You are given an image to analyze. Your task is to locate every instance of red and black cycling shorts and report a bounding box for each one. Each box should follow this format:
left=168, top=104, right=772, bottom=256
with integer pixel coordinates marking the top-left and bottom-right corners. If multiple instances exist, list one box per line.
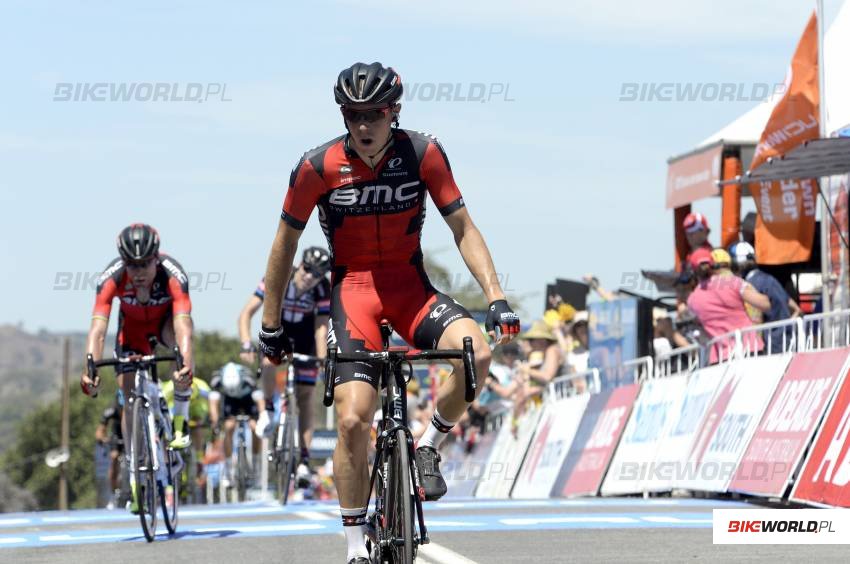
left=328, top=262, right=472, bottom=389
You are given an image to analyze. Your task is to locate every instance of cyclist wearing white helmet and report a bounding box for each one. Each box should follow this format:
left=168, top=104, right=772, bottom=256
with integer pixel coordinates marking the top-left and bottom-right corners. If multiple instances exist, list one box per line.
left=209, top=362, right=264, bottom=482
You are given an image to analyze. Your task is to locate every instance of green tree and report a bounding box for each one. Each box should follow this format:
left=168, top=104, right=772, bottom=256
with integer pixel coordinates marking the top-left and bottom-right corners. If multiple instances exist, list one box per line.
left=1, top=372, right=115, bottom=510
left=191, top=332, right=243, bottom=381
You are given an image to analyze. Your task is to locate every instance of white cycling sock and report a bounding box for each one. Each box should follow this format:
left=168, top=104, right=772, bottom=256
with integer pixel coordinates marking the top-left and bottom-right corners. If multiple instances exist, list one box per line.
left=341, top=506, right=369, bottom=561
left=173, top=390, right=190, bottom=428
left=418, top=409, right=456, bottom=450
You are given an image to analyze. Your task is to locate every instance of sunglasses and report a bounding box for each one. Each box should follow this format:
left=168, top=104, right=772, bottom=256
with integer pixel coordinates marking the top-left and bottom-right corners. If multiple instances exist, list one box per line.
left=303, top=265, right=324, bottom=278
left=341, top=106, right=392, bottom=123
left=126, top=258, right=155, bottom=270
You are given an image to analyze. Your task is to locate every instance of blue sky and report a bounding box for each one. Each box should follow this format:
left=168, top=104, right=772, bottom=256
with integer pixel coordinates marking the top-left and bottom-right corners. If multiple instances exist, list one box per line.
left=0, top=0, right=844, bottom=335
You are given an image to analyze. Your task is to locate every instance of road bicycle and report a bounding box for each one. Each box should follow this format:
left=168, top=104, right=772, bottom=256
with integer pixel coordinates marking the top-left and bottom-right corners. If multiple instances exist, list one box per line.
left=269, top=353, right=320, bottom=504
left=87, top=347, right=184, bottom=542
left=323, top=321, right=477, bottom=563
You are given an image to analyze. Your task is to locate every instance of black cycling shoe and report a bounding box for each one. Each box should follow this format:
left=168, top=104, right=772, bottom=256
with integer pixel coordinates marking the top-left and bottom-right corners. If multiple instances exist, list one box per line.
left=347, top=558, right=370, bottom=564
left=415, top=446, right=447, bottom=501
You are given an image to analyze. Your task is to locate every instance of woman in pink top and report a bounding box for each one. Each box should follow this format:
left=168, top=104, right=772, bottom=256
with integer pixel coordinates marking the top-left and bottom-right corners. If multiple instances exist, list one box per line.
left=686, top=248, right=771, bottom=363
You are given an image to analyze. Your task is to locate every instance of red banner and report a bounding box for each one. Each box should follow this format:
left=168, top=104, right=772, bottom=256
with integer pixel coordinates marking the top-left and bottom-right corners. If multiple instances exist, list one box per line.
left=749, top=12, right=819, bottom=264
left=557, top=383, right=640, bottom=497
left=792, top=357, right=850, bottom=507
left=729, top=349, right=850, bottom=496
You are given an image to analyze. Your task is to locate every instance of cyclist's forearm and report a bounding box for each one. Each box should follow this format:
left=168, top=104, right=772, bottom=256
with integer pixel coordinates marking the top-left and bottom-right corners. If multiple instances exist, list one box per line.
left=262, top=221, right=300, bottom=328
left=173, top=315, right=194, bottom=369
left=85, top=317, right=109, bottom=361
left=456, top=223, right=505, bottom=303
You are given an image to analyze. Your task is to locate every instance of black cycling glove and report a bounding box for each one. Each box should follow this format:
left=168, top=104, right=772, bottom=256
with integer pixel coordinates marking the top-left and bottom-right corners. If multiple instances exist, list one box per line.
left=258, top=325, right=292, bottom=364
left=485, top=299, right=520, bottom=342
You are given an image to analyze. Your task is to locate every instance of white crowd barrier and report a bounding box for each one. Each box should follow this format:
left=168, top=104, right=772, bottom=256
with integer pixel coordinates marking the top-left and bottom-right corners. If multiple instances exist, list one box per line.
left=446, top=309, right=850, bottom=508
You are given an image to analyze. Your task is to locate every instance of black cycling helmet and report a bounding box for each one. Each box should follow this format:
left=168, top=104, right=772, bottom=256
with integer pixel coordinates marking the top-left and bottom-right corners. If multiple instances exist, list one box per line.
left=334, top=62, right=403, bottom=106
left=302, top=246, right=331, bottom=274
left=117, top=223, right=160, bottom=262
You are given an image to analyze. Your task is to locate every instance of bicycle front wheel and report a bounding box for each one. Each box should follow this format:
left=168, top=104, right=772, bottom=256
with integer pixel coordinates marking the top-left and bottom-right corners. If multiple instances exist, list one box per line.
left=160, top=446, right=179, bottom=534
left=132, top=399, right=157, bottom=542
left=276, top=412, right=296, bottom=505
left=385, top=428, right=414, bottom=564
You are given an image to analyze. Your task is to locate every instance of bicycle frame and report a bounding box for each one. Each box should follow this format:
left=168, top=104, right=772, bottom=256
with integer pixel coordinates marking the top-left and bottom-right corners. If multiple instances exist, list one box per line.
left=323, top=324, right=477, bottom=560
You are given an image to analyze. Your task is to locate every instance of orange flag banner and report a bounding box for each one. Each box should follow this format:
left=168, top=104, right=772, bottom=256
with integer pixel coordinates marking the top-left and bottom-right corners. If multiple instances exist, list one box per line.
left=749, top=12, right=819, bottom=264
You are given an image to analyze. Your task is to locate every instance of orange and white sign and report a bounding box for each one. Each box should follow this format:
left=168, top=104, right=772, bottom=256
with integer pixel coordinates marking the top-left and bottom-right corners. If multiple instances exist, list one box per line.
left=749, top=12, right=820, bottom=264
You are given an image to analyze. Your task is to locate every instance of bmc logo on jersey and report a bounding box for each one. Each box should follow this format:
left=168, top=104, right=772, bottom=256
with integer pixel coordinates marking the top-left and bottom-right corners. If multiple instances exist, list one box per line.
left=329, top=181, right=421, bottom=206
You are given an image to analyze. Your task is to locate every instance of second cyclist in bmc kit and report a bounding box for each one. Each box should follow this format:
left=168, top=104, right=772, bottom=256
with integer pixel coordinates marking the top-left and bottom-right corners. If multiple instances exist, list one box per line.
left=258, top=62, right=520, bottom=564
left=79, top=224, right=196, bottom=514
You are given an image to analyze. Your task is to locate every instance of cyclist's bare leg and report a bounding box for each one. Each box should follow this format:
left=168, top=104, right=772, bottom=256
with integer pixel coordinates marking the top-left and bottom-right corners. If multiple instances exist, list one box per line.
left=223, top=419, right=236, bottom=458
left=161, top=323, right=191, bottom=439
left=333, top=380, right=377, bottom=561
left=296, top=383, right=314, bottom=455
left=108, top=449, right=121, bottom=491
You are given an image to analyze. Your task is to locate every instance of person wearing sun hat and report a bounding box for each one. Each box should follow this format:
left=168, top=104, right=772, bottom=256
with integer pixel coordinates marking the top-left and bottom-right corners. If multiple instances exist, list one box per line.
left=510, top=320, right=564, bottom=434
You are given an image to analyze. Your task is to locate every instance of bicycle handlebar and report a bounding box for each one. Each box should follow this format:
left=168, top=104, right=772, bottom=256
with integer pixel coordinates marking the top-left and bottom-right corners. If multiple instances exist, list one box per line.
left=323, top=337, right=477, bottom=407
left=86, top=348, right=184, bottom=398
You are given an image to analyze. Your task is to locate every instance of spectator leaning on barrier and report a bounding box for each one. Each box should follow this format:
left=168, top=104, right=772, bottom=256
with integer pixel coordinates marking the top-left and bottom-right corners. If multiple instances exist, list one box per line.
left=686, top=247, right=771, bottom=363
left=730, top=241, right=801, bottom=353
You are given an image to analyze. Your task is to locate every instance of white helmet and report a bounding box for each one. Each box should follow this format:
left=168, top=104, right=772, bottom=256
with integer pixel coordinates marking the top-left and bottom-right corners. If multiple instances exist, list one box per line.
left=219, top=362, right=251, bottom=396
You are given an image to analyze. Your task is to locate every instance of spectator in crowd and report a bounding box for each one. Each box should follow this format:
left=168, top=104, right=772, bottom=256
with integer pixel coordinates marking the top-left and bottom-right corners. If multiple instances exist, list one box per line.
left=653, top=312, right=689, bottom=357
left=476, top=343, right=522, bottom=417
left=686, top=248, right=771, bottom=363
left=683, top=212, right=714, bottom=267
left=583, top=274, right=617, bottom=302
left=730, top=241, right=801, bottom=353
left=565, top=314, right=590, bottom=391
left=512, top=320, right=563, bottom=435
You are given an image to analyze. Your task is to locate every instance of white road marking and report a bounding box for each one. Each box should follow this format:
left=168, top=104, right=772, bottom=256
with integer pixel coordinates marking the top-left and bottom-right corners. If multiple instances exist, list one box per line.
left=0, top=538, right=26, bottom=544
left=419, top=541, right=479, bottom=564
left=500, top=516, right=639, bottom=526
left=640, top=516, right=713, bottom=524
left=193, top=523, right=326, bottom=534
left=294, top=511, right=334, bottom=521
left=0, top=519, right=30, bottom=526
left=425, top=520, right=486, bottom=527
left=40, top=533, right=143, bottom=542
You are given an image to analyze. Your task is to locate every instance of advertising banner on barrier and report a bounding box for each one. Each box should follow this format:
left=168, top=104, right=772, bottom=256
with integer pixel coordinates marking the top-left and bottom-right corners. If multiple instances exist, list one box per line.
left=601, top=375, right=688, bottom=495
left=552, top=383, right=640, bottom=497
left=512, top=394, right=590, bottom=498
left=443, top=420, right=501, bottom=498
left=730, top=349, right=850, bottom=497
left=791, top=355, right=850, bottom=507
left=642, top=364, right=730, bottom=492
left=475, top=404, right=543, bottom=498
left=676, top=355, right=791, bottom=492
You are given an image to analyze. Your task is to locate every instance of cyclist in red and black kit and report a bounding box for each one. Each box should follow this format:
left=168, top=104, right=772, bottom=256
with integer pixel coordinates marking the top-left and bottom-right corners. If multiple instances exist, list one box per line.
left=80, top=224, right=195, bottom=512
left=257, top=62, right=520, bottom=564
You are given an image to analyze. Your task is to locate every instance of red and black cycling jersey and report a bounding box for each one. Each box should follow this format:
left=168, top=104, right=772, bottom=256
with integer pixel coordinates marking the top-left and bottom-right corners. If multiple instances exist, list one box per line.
left=92, top=254, right=192, bottom=354
left=281, top=129, right=465, bottom=268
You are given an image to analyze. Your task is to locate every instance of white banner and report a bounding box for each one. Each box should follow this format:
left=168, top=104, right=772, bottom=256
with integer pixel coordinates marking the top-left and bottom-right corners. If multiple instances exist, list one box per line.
left=512, top=394, right=590, bottom=499
left=475, top=403, right=542, bottom=498
left=676, top=355, right=791, bottom=492
left=600, top=375, right=688, bottom=495
left=642, top=364, right=730, bottom=491
left=714, top=508, right=850, bottom=544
